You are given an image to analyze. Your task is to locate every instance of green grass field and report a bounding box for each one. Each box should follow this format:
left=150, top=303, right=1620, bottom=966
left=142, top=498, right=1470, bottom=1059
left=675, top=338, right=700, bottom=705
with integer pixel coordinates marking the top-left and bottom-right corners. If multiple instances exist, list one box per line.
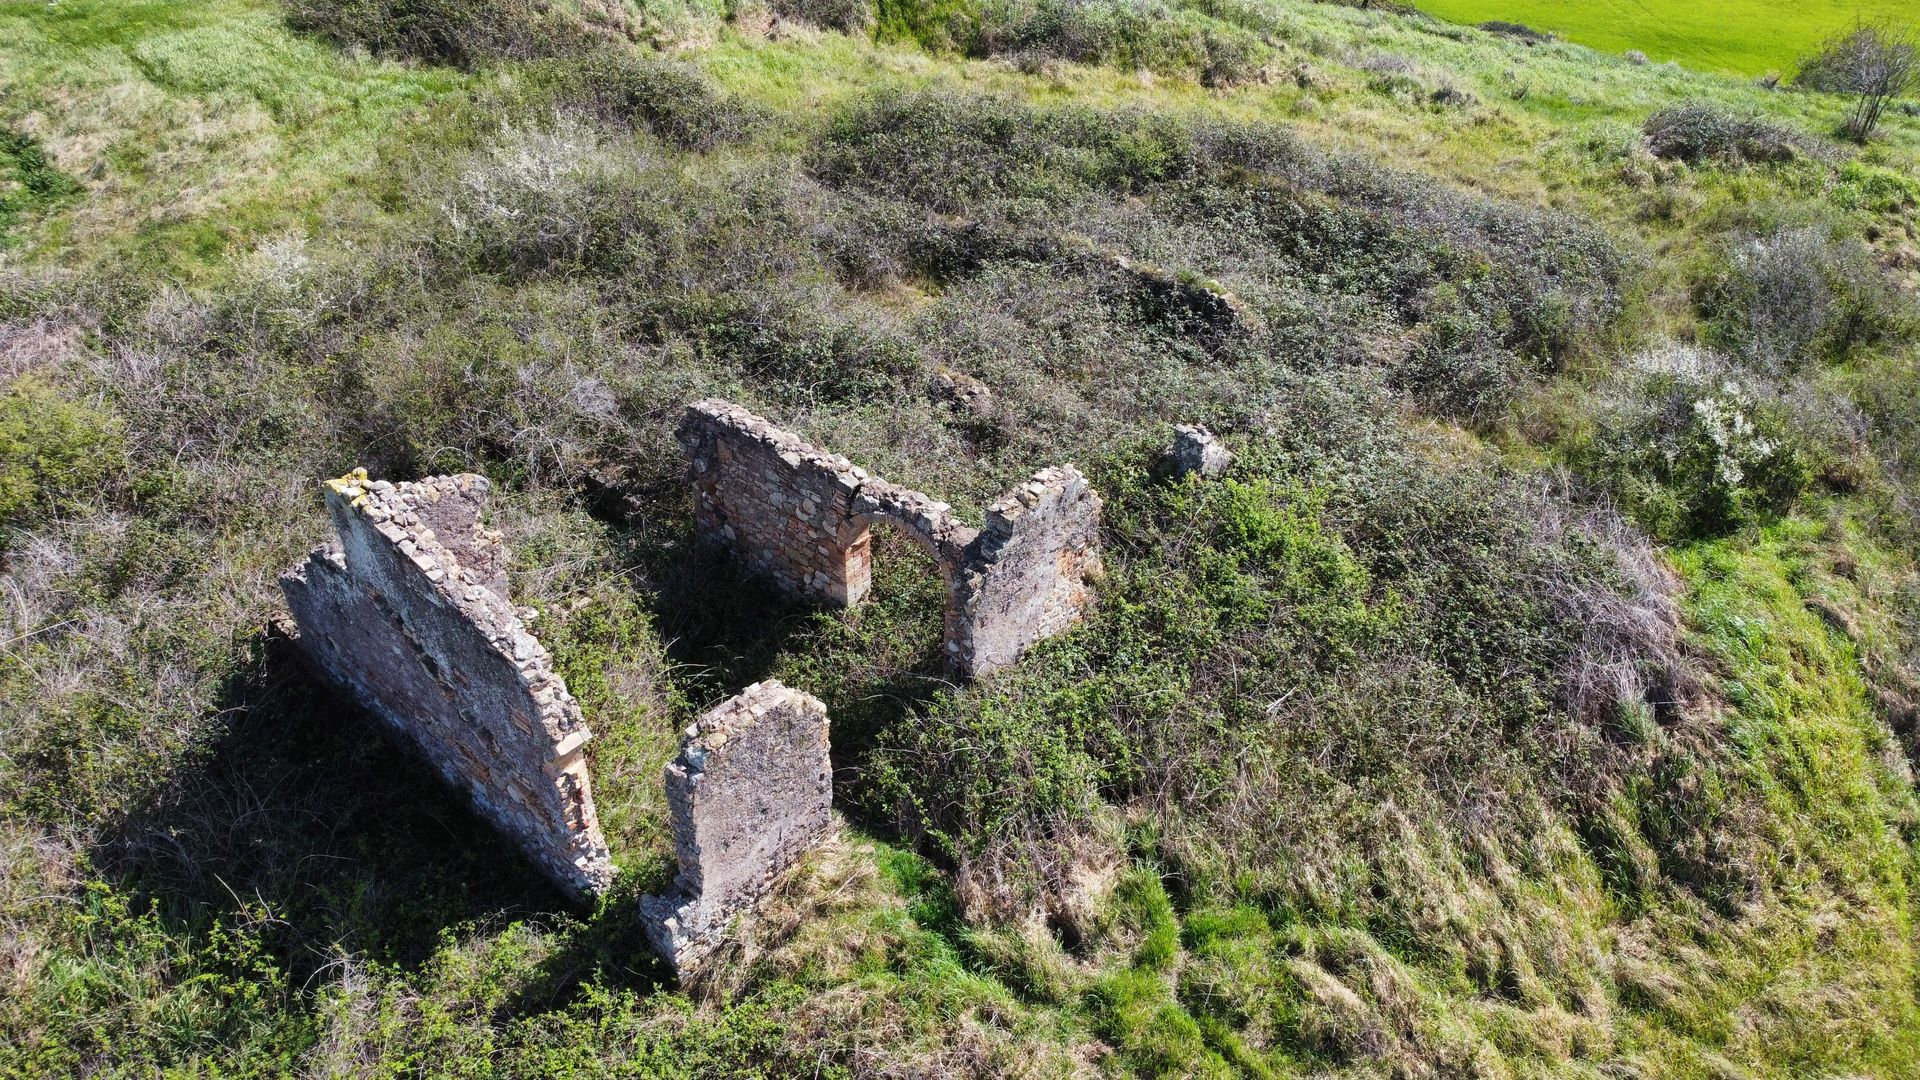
left=1420, top=0, right=1920, bottom=75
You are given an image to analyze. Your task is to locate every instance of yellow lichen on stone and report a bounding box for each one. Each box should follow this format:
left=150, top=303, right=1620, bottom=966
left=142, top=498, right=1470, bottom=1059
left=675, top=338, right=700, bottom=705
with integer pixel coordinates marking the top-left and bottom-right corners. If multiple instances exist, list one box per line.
left=324, top=467, right=372, bottom=508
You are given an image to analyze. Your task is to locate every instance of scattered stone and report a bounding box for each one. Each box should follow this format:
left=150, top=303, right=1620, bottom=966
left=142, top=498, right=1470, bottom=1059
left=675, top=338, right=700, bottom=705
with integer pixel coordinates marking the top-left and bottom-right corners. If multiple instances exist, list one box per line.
left=279, top=469, right=615, bottom=900
left=641, top=680, right=833, bottom=973
left=677, top=399, right=1103, bottom=676
left=1161, top=425, right=1233, bottom=480
left=929, top=368, right=995, bottom=417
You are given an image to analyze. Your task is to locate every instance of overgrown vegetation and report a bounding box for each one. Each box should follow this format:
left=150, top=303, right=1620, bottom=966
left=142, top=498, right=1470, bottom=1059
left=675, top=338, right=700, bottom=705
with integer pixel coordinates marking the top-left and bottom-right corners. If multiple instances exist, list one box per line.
left=5, top=0, right=1920, bottom=1075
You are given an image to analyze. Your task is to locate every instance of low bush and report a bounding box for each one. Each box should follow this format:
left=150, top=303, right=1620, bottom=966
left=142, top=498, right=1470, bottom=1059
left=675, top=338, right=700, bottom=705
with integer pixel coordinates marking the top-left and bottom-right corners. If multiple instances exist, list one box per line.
left=513, top=52, right=762, bottom=150
left=1478, top=20, right=1551, bottom=44
left=283, top=0, right=608, bottom=68
left=774, top=0, right=876, bottom=31
left=1695, top=224, right=1910, bottom=371
left=1569, top=352, right=1818, bottom=539
left=0, top=375, right=125, bottom=530
left=964, top=0, right=1271, bottom=79
left=1643, top=103, right=1805, bottom=164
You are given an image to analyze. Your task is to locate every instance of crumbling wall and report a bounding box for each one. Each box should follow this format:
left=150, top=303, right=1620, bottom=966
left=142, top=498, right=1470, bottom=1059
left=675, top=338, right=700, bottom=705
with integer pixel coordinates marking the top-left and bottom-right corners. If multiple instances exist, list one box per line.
left=641, top=680, right=833, bottom=972
left=279, top=470, right=615, bottom=899
left=676, top=399, right=1103, bottom=676
left=954, top=466, right=1105, bottom=674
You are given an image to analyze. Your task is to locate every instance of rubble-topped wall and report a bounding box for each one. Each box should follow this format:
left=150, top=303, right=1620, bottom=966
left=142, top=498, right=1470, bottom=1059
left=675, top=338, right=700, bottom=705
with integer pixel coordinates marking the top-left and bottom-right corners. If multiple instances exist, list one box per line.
left=641, top=680, right=833, bottom=973
left=279, top=469, right=615, bottom=899
left=676, top=399, right=1103, bottom=676
left=956, top=466, right=1105, bottom=674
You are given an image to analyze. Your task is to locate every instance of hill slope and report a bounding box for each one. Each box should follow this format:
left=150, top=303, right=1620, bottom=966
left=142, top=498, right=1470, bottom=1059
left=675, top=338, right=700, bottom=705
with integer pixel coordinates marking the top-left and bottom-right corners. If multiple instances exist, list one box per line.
left=5, top=0, right=1920, bottom=1076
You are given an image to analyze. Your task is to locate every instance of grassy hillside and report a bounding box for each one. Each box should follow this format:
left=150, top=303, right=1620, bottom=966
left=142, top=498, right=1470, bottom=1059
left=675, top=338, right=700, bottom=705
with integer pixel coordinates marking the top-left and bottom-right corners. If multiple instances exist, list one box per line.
left=6, top=0, right=1920, bottom=1076
left=1418, top=0, right=1918, bottom=75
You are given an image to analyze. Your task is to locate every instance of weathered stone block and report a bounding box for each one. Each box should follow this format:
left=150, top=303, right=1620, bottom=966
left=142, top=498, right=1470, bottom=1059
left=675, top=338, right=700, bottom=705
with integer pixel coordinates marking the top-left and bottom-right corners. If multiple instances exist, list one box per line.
left=1161, top=425, right=1233, bottom=480
left=279, top=469, right=615, bottom=900
left=641, top=680, right=833, bottom=973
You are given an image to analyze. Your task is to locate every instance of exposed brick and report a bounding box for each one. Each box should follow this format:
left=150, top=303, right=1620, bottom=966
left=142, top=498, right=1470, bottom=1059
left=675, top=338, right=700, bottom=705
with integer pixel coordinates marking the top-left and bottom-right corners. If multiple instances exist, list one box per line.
left=676, top=400, right=1103, bottom=676
left=279, top=469, right=616, bottom=900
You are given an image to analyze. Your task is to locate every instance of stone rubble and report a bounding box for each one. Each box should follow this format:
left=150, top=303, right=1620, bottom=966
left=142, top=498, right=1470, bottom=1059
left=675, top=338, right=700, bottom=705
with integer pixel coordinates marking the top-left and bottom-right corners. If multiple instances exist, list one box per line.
left=1162, top=424, right=1234, bottom=480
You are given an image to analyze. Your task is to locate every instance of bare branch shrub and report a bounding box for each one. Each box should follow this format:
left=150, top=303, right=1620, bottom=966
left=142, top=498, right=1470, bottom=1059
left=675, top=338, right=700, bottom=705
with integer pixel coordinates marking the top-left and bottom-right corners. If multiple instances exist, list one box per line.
left=1795, top=19, right=1920, bottom=141
left=1643, top=103, right=1805, bottom=165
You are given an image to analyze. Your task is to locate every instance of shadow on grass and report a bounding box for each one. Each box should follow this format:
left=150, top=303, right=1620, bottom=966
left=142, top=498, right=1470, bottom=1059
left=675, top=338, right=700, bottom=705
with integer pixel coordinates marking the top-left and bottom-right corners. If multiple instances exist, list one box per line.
left=93, top=627, right=569, bottom=980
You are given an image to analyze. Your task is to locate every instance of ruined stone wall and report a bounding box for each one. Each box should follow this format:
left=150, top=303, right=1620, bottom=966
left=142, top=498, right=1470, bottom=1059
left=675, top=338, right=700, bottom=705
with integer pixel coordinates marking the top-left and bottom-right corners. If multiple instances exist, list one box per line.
left=955, top=466, right=1105, bottom=674
left=641, top=680, right=833, bottom=972
left=280, top=470, right=615, bottom=899
left=676, top=399, right=1102, bottom=676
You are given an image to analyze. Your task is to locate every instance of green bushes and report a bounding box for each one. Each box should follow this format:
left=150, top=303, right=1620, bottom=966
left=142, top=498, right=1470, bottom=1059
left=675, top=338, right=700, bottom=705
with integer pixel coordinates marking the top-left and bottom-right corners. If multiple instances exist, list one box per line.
left=0, top=376, right=124, bottom=530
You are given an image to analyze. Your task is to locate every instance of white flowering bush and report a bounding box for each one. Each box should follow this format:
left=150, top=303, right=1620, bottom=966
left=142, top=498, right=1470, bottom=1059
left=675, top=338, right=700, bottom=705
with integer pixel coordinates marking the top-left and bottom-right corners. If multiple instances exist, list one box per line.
left=1570, top=353, right=1815, bottom=538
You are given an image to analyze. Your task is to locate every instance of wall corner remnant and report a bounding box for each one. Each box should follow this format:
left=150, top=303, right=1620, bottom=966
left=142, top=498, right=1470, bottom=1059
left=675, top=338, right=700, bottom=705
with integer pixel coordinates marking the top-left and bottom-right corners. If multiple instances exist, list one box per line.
left=674, top=399, right=1104, bottom=679
left=953, top=465, right=1105, bottom=676
left=641, top=680, right=834, bottom=974
left=278, top=468, right=615, bottom=900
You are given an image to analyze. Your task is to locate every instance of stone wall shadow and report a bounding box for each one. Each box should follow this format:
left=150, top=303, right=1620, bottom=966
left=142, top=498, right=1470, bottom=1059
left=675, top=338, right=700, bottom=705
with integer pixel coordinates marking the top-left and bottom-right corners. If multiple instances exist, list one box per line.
left=93, top=626, right=568, bottom=980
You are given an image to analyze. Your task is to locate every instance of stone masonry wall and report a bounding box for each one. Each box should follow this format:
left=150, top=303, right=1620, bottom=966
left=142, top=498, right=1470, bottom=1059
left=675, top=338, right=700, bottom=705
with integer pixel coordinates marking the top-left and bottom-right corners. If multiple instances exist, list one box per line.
left=641, top=680, right=833, bottom=972
left=956, top=466, right=1105, bottom=674
left=676, top=399, right=1102, bottom=676
left=279, top=469, right=615, bottom=899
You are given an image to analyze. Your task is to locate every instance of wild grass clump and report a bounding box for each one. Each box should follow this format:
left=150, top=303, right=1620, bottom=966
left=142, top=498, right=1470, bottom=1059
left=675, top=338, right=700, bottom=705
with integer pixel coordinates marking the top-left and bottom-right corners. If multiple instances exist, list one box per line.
left=1643, top=103, right=1806, bottom=164
left=0, top=129, right=82, bottom=248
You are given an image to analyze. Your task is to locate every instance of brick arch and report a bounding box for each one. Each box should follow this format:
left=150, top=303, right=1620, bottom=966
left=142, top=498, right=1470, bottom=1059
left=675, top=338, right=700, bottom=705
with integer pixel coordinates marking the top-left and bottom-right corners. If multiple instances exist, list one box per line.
left=676, top=399, right=1103, bottom=676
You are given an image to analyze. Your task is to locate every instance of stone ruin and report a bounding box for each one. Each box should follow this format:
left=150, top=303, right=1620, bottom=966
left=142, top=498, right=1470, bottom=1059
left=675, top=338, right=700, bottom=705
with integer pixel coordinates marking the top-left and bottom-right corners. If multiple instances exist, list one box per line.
left=1161, top=424, right=1233, bottom=480
left=274, top=403, right=1107, bottom=962
left=676, top=398, right=1105, bottom=676
left=641, top=680, right=833, bottom=973
left=279, top=469, right=615, bottom=900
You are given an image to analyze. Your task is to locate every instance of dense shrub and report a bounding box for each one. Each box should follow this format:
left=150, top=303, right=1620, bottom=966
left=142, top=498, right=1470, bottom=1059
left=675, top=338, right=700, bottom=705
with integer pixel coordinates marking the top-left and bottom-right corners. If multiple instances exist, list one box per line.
left=1569, top=350, right=1818, bottom=539
left=1695, top=224, right=1910, bottom=371
left=811, top=89, right=1629, bottom=425
left=964, top=0, right=1270, bottom=80
left=1643, top=103, right=1805, bottom=164
left=871, top=413, right=1694, bottom=919
left=0, top=375, right=124, bottom=529
left=284, top=0, right=608, bottom=67
left=514, top=52, right=761, bottom=150
left=774, top=0, right=876, bottom=31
